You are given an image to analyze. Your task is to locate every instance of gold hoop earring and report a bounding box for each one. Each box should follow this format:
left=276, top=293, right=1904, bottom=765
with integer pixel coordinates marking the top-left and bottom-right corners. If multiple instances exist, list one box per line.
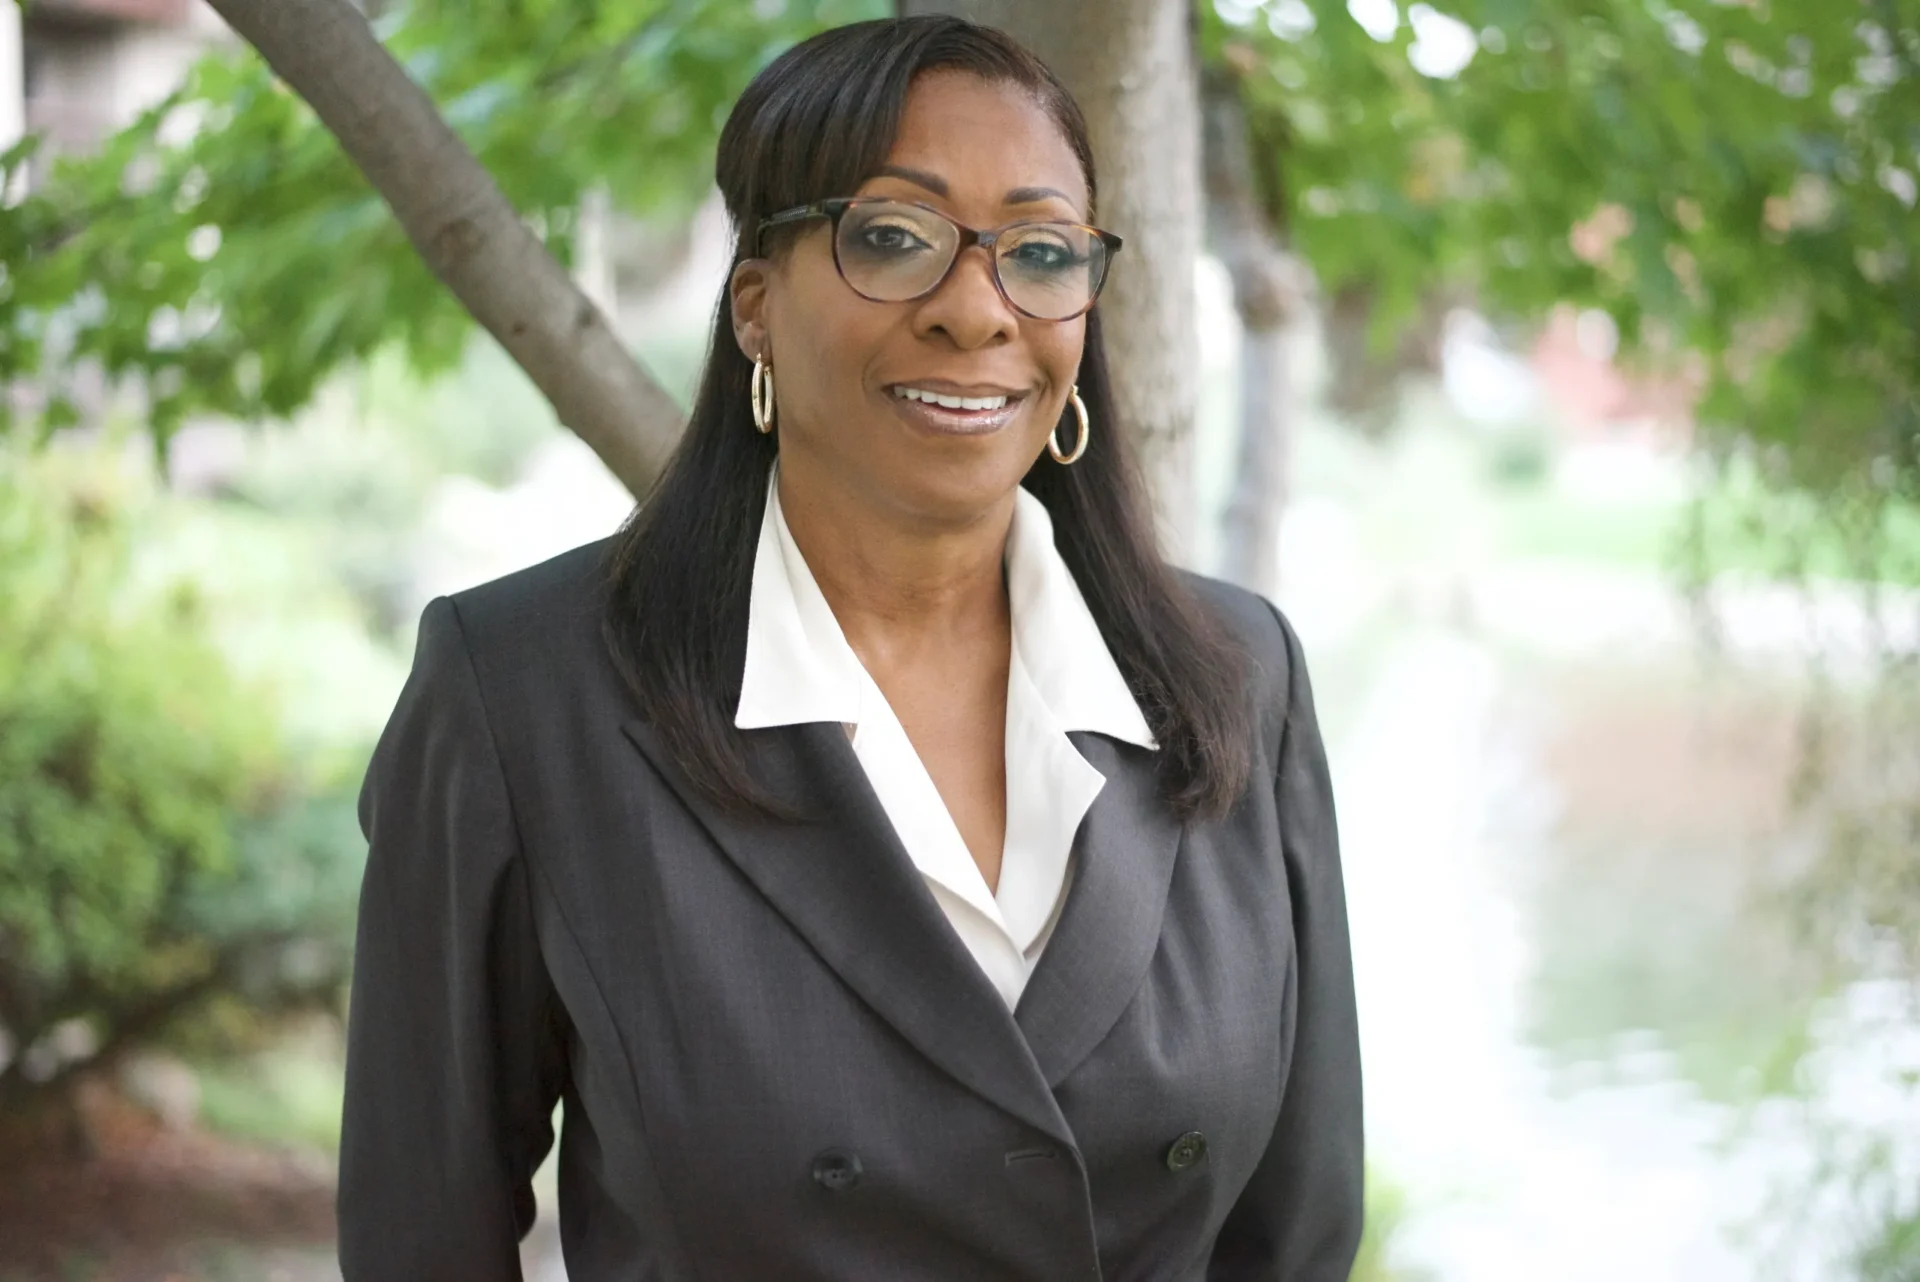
left=1049, top=387, right=1090, bottom=465
left=751, top=356, right=776, bottom=435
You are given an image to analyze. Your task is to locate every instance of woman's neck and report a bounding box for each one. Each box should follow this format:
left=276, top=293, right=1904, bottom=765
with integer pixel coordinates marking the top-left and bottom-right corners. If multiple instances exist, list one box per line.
left=775, top=455, right=1013, bottom=672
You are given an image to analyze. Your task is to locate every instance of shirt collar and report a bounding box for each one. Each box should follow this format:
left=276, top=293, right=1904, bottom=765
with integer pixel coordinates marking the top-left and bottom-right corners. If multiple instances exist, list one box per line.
left=1003, top=484, right=1156, bottom=748
left=734, top=466, right=1156, bottom=750
left=734, top=467, right=867, bottom=730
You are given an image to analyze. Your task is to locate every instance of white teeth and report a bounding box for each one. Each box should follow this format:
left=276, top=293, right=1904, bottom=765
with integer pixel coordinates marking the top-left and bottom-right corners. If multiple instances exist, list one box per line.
left=894, top=387, right=1009, bottom=411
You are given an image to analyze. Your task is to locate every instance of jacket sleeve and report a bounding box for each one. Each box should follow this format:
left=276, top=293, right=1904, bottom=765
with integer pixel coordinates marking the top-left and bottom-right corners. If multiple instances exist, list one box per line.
left=338, top=596, right=567, bottom=1282
left=1210, top=605, right=1365, bottom=1281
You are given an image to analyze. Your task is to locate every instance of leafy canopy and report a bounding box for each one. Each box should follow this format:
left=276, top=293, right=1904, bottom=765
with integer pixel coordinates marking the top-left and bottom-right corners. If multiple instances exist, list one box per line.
left=1206, top=0, right=1919, bottom=500
left=6, top=0, right=1914, bottom=510
left=0, top=0, right=885, bottom=451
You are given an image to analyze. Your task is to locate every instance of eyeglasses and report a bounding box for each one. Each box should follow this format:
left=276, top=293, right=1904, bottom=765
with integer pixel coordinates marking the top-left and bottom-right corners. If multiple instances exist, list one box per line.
left=755, top=197, right=1122, bottom=322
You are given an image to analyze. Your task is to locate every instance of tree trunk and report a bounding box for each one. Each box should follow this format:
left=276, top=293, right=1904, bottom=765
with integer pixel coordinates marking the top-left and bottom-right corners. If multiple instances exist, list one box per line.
left=574, top=184, right=620, bottom=320
left=1222, top=324, right=1290, bottom=591
left=1201, top=66, right=1303, bottom=596
left=204, top=0, right=682, bottom=500
left=899, top=0, right=1203, bottom=560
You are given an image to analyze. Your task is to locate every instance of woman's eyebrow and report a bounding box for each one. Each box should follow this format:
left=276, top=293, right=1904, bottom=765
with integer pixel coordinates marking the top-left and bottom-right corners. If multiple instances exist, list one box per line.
left=874, top=164, right=949, bottom=195
left=872, top=165, right=1080, bottom=212
left=1004, top=185, right=1075, bottom=207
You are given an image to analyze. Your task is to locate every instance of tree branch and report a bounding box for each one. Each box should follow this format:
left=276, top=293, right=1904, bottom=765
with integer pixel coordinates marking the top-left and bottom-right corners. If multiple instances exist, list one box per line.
left=0, top=965, right=223, bottom=1112
left=0, top=926, right=349, bottom=1116
left=202, top=0, right=686, bottom=500
left=1202, top=66, right=1298, bottom=331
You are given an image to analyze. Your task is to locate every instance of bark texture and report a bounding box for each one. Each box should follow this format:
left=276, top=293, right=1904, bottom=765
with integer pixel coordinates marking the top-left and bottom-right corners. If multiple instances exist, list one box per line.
left=1202, top=66, right=1306, bottom=595
left=205, top=0, right=681, bottom=499
left=901, top=0, right=1203, bottom=557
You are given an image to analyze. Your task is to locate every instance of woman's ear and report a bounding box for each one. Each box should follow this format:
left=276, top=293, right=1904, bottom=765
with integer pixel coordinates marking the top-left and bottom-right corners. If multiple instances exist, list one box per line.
left=730, top=259, right=771, bottom=363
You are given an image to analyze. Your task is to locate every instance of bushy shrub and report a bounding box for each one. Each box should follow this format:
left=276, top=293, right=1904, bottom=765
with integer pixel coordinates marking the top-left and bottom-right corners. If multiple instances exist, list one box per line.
left=0, top=447, right=364, bottom=1109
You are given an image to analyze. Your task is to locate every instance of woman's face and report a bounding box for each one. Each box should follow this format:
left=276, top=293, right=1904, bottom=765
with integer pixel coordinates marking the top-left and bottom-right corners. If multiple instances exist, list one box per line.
left=732, top=71, right=1092, bottom=527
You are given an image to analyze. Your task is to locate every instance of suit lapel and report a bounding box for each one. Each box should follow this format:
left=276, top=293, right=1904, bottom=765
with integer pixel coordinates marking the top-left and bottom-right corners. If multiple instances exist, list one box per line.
left=1015, top=733, right=1184, bottom=1087
left=622, top=717, right=1071, bottom=1144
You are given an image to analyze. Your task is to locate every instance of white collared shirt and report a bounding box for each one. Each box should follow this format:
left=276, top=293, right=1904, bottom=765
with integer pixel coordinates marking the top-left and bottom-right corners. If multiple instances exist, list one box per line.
left=735, top=468, right=1156, bottom=1008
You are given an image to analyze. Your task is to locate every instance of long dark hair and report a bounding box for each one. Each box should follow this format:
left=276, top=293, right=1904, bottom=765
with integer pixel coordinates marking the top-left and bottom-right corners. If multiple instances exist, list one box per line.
left=603, top=16, right=1253, bottom=820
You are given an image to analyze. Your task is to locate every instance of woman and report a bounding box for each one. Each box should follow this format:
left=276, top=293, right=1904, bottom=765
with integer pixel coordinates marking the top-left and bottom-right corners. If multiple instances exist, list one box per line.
left=338, top=15, right=1361, bottom=1282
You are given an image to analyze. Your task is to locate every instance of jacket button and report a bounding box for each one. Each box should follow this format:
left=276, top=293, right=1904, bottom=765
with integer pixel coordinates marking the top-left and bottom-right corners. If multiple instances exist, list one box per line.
left=811, top=1148, right=863, bottom=1191
left=1165, top=1131, right=1207, bottom=1173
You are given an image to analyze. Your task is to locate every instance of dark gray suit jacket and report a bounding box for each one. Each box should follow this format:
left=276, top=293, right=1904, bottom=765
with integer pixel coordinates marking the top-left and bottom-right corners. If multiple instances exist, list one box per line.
left=337, top=538, right=1362, bottom=1282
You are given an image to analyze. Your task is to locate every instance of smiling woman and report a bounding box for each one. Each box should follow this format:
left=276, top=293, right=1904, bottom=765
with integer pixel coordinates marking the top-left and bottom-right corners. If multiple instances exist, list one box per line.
left=337, top=16, right=1362, bottom=1282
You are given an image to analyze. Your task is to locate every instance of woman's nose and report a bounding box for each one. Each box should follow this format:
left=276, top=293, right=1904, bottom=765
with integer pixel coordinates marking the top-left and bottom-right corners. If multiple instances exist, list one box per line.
left=916, top=245, right=1020, bottom=349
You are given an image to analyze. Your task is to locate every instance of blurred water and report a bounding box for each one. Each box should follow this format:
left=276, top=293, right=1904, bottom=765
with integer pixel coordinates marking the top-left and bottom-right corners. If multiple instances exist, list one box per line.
left=1335, top=628, right=1760, bottom=1279
left=1316, top=607, right=1917, bottom=1282
left=1190, top=243, right=1920, bottom=1278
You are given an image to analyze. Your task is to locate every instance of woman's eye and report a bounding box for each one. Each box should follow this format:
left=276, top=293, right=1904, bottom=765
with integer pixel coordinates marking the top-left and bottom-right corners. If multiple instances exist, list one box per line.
left=859, top=222, right=933, bottom=253
left=1008, top=239, right=1082, bottom=272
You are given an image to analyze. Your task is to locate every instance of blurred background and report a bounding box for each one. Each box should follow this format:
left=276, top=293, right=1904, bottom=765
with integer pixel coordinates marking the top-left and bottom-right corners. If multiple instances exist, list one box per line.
left=0, top=0, right=1915, bottom=1278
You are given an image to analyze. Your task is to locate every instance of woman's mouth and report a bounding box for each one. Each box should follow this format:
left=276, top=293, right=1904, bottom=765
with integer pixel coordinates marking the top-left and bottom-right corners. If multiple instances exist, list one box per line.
left=888, top=384, right=1026, bottom=437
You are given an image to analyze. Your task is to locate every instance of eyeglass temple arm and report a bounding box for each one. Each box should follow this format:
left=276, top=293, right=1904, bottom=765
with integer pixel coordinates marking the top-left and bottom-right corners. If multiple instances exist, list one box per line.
left=753, top=203, right=837, bottom=256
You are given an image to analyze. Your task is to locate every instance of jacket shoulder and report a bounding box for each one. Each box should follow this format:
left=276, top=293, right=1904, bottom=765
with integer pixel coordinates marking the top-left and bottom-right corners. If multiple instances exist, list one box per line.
left=1176, top=570, right=1300, bottom=746
left=449, top=535, right=612, bottom=627
left=1177, top=570, right=1292, bottom=665
left=429, top=537, right=621, bottom=694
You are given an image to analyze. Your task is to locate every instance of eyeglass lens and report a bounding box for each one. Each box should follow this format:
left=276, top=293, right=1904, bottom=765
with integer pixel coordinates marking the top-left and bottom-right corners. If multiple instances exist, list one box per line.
left=833, top=201, right=1106, bottom=321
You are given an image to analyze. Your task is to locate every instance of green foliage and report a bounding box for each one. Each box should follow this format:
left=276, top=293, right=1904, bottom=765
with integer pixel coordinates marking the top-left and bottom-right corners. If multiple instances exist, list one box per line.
left=1207, top=0, right=1920, bottom=504
left=1481, top=419, right=1552, bottom=487
left=0, top=444, right=366, bottom=1099
left=195, top=1043, right=347, bottom=1153
left=1856, top=1199, right=1920, bottom=1282
left=0, top=0, right=886, bottom=452
left=0, top=449, right=274, bottom=996
left=215, top=341, right=566, bottom=635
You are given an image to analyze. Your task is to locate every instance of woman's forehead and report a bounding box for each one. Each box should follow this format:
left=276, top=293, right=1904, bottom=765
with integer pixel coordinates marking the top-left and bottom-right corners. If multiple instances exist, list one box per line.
left=876, top=72, right=1089, bottom=214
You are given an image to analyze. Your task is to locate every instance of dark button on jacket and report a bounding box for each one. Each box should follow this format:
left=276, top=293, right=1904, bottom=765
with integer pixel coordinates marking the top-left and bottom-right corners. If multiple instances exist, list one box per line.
left=811, top=1149, right=863, bottom=1191
left=1166, top=1131, right=1209, bottom=1173
left=337, top=539, right=1364, bottom=1282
